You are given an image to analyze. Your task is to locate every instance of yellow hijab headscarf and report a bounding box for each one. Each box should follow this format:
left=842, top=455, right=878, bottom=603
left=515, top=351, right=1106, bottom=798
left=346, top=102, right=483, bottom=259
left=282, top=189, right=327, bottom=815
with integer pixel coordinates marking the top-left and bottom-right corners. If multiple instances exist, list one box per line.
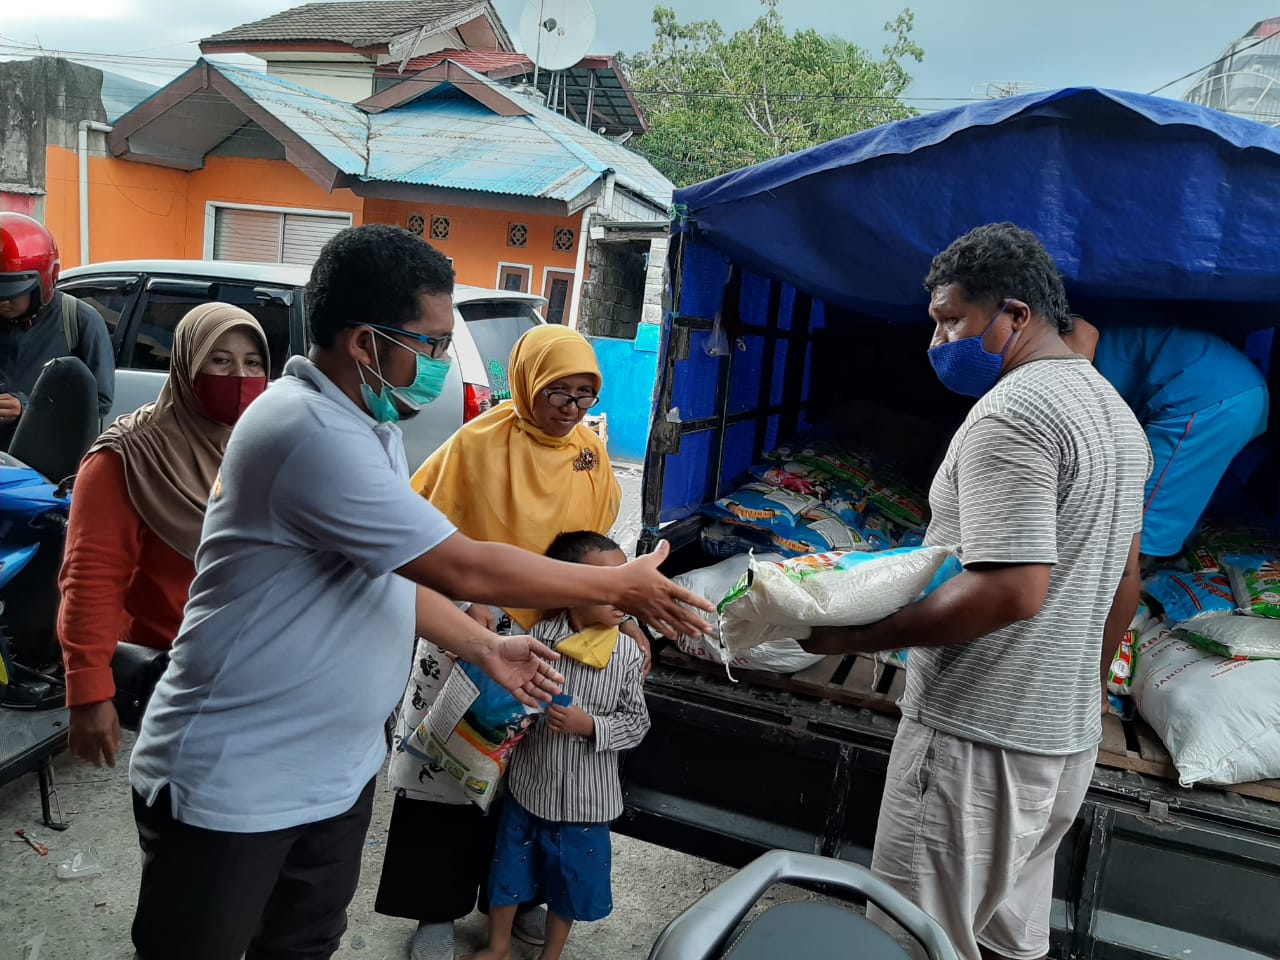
left=412, top=325, right=622, bottom=629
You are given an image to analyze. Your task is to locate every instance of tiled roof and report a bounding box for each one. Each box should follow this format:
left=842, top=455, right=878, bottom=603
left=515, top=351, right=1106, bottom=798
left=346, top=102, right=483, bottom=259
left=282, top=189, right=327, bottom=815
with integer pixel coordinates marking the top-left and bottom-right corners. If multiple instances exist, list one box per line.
left=202, top=1, right=486, bottom=48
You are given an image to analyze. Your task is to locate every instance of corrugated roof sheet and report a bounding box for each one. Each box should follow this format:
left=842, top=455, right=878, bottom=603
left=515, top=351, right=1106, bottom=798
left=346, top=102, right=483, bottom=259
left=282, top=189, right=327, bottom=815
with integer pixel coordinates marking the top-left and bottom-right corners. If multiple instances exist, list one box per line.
left=179, top=60, right=670, bottom=209
left=203, top=0, right=484, bottom=48
left=217, top=64, right=372, bottom=173
left=429, top=62, right=672, bottom=207
left=368, top=94, right=601, bottom=200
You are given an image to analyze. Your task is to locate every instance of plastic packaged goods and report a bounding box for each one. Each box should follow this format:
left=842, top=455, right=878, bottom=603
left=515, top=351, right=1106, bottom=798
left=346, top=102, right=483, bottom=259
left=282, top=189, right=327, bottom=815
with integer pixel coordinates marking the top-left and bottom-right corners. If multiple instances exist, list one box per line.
left=1132, top=622, right=1280, bottom=786
left=717, top=546, right=960, bottom=653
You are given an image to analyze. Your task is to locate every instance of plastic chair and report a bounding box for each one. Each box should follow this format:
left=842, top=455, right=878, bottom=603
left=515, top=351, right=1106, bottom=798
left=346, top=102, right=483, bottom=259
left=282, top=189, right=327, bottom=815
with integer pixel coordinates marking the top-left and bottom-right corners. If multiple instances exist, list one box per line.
left=648, top=850, right=960, bottom=960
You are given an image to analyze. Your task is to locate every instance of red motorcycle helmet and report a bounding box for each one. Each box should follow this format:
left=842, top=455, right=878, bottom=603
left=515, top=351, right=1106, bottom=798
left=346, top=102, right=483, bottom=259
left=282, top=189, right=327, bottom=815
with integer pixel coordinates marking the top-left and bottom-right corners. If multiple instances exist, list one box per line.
left=0, top=212, right=61, bottom=309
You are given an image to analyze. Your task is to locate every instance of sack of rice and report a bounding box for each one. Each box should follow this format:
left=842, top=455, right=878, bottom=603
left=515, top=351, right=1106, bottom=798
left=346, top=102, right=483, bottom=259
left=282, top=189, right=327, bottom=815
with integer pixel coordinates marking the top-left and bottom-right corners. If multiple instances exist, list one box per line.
left=1221, top=554, right=1280, bottom=618
left=671, top=554, right=824, bottom=674
left=1132, top=622, right=1280, bottom=786
left=1178, top=612, right=1280, bottom=660
left=718, top=546, right=960, bottom=654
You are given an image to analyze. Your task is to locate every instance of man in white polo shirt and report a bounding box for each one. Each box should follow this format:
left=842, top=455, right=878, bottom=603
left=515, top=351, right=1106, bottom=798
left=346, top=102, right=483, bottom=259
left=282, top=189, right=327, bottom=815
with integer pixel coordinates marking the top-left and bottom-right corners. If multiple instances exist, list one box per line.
left=127, top=225, right=711, bottom=960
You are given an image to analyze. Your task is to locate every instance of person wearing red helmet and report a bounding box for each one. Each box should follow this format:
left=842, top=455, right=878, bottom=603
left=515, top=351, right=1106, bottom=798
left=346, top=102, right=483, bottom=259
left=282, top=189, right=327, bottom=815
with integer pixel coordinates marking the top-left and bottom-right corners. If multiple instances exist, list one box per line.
left=0, top=212, right=114, bottom=448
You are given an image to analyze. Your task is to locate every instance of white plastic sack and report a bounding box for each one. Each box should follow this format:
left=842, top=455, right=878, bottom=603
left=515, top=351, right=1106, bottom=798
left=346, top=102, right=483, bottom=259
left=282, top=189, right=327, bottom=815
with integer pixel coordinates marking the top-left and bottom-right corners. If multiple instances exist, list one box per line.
left=1132, top=621, right=1280, bottom=786
left=1177, top=612, right=1280, bottom=660
left=672, top=554, right=824, bottom=674
left=719, top=546, right=958, bottom=653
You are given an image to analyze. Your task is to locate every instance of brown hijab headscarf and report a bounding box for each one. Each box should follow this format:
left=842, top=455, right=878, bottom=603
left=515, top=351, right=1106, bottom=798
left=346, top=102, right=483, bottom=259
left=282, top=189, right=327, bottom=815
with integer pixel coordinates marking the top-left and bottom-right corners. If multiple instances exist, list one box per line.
left=86, top=303, right=269, bottom=559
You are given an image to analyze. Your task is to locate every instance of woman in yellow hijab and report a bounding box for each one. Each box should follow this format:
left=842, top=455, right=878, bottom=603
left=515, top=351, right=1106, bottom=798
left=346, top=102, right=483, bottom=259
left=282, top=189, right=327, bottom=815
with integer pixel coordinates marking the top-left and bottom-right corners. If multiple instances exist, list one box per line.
left=376, top=325, right=638, bottom=960
left=413, top=323, right=622, bottom=630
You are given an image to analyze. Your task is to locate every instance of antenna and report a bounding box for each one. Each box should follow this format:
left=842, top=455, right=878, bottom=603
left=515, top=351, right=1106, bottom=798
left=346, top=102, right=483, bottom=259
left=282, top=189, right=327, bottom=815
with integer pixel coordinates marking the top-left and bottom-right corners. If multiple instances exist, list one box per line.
left=974, top=81, right=1044, bottom=99
left=520, top=0, right=597, bottom=106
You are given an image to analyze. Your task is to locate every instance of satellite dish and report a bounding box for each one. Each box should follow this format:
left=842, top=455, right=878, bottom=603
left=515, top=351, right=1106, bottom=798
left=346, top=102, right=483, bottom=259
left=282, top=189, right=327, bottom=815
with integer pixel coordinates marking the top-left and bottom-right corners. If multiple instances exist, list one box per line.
left=520, top=0, right=596, bottom=73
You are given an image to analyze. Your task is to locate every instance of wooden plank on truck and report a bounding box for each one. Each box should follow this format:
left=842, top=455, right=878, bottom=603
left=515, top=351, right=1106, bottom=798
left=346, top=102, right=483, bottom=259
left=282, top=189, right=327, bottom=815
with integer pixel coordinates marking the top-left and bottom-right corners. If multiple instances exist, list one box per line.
left=660, top=648, right=1280, bottom=805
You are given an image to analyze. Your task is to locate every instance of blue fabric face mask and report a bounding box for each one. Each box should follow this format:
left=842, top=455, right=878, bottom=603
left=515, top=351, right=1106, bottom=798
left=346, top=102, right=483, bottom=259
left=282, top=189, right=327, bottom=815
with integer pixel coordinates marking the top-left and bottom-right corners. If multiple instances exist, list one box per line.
left=927, top=301, right=1017, bottom=398
left=357, top=329, right=451, bottom=423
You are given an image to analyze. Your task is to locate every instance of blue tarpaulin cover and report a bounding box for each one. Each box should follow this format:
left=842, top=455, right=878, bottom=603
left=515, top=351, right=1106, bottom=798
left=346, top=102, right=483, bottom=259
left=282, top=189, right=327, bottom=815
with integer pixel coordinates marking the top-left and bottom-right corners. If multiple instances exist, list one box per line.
left=673, top=87, right=1280, bottom=320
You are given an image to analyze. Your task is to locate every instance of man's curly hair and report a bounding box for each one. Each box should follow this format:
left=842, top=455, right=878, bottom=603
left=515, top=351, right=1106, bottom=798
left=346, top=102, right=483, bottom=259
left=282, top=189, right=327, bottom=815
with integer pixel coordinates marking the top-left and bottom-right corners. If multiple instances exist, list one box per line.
left=924, top=223, right=1071, bottom=333
left=306, top=224, right=455, bottom=348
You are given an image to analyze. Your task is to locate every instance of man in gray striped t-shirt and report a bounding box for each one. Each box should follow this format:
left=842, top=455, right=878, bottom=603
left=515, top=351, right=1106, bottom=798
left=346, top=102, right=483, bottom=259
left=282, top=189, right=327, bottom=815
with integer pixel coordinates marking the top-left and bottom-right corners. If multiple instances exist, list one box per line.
left=804, top=223, right=1151, bottom=960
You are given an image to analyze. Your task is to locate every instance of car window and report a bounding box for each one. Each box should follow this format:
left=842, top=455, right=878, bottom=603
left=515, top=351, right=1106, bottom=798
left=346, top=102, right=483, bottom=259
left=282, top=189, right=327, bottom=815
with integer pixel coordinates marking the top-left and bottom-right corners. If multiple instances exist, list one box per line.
left=457, top=300, right=542, bottom=402
left=58, top=275, right=139, bottom=338
left=127, top=281, right=293, bottom=377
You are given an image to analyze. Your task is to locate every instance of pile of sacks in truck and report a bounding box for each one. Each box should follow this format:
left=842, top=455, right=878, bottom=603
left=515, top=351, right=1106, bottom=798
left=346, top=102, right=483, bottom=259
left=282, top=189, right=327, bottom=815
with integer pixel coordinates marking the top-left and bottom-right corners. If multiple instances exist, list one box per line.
left=699, top=440, right=930, bottom=558
left=672, top=438, right=1280, bottom=788
left=675, top=436, right=943, bottom=674
left=1107, top=524, right=1280, bottom=787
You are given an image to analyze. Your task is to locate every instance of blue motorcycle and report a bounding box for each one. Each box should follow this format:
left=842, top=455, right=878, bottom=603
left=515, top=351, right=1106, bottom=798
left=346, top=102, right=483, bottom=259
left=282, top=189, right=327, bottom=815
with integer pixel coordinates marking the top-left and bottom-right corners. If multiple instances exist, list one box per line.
left=0, top=355, right=97, bottom=828
left=0, top=451, right=71, bottom=710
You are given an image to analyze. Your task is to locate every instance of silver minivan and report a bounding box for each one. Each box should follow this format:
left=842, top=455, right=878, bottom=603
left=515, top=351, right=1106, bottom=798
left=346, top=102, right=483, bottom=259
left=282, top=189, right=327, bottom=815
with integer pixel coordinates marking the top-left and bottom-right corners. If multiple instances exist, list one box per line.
left=58, top=259, right=546, bottom=467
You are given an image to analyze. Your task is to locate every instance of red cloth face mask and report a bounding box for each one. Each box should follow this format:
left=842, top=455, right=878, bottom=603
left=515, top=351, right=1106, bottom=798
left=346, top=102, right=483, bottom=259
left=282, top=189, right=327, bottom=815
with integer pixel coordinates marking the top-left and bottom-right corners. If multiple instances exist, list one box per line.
left=193, top=373, right=267, bottom=426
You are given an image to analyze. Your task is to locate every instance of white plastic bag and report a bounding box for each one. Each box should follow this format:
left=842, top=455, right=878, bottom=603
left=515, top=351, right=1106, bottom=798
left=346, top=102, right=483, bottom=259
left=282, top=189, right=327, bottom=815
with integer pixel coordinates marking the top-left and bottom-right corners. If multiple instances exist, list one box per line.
left=1177, top=612, right=1280, bottom=660
left=401, top=659, right=541, bottom=810
left=1132, top=621, right=1280, bottom=786
left=672, top=554, right=825, bottom=674
left=718, top=546, right=958, bottom=654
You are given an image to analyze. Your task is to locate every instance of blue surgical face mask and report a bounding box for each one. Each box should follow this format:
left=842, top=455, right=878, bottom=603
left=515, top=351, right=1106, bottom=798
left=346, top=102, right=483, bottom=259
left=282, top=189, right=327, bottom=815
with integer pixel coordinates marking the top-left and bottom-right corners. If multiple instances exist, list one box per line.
left=927, top=301, right=1017, bottom=398
left=357, top=329, right=451, bottom=424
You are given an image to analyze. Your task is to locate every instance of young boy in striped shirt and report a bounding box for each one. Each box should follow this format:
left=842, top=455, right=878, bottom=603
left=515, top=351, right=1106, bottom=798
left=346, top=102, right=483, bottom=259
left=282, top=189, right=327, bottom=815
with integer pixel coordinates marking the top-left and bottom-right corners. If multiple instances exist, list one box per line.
left=476, top=532, right=651, bottom=960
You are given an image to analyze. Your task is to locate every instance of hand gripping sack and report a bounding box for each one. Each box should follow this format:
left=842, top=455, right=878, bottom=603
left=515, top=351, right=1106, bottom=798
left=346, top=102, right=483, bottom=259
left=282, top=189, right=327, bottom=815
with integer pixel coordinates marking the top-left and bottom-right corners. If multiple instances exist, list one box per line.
left=671, top=553, right=825, bottom=674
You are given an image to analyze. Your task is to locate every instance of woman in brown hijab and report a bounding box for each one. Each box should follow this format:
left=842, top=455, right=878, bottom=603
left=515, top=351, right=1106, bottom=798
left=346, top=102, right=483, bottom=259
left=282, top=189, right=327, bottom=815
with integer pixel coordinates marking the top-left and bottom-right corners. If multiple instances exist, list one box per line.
left=57, top=303, right=269, bottom=768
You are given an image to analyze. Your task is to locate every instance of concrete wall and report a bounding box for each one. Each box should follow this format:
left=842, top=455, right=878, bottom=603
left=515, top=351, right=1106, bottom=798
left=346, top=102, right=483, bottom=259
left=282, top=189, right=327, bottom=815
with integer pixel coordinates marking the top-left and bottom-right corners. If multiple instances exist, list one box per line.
left=579, top=237, right=646, bottom=338
left=362, top=196, right=581, bottom=298
left=0, top=57, right=108, bottom=221
left=265, top=61, right=376, bottom=103
left=43, top=149, right=365, bottom=267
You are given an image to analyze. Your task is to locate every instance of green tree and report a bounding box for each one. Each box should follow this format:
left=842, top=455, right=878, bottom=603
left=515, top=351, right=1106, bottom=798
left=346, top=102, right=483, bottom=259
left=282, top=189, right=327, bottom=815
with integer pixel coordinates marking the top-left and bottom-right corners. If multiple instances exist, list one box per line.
left=620, top=1, right=924, bottom=186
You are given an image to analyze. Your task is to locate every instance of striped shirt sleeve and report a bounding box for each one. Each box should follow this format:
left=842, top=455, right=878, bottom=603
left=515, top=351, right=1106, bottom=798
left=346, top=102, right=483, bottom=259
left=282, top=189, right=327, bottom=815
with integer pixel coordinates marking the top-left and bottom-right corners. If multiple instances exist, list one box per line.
left=592, top=654, right=650, bottom=753
left=955, top=414, right=1060, bottom=567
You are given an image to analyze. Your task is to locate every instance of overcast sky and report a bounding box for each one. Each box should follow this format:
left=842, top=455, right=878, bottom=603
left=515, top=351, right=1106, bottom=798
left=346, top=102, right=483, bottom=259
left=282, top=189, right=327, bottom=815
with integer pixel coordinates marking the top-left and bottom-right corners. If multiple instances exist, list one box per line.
left=1, top=0, right=1276, bottom=106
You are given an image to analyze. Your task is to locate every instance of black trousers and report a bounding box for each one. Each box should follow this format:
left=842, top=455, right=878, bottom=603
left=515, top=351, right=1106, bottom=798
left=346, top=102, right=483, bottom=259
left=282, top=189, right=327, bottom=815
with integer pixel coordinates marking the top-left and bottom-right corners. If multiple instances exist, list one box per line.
left=374, top=792, right=501, bottom=923
left=132, top=779, right=376, bottom=960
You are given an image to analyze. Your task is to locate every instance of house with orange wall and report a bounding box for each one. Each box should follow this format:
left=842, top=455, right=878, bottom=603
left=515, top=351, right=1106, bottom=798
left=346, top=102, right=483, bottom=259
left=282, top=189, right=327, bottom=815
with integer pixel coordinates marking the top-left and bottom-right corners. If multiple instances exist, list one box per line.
left=56, top=57, right=671, bottom=326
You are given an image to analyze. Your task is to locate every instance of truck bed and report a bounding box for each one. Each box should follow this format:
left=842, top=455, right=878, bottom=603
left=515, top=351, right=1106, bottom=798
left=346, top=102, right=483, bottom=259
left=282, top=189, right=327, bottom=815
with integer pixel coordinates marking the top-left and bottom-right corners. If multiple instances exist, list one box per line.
left=620, top=655, right=1280, bottom=960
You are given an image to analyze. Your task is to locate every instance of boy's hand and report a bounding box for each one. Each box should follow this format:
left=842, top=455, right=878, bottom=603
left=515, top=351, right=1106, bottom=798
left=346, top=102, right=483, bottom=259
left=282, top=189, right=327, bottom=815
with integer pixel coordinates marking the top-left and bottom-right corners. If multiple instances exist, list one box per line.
left=547, top=703, right=594, bottom=739
left=620, top=619, right=652, bottom=677
left=465, top=603, right=496, bottom=630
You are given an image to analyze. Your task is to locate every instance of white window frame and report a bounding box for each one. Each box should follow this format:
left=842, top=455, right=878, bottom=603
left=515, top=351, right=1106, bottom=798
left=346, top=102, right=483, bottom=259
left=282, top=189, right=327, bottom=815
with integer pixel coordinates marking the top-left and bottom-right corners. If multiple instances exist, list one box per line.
left=202, top=201, right=354, bottom=259
left=495, top=261, right=534, bottom=293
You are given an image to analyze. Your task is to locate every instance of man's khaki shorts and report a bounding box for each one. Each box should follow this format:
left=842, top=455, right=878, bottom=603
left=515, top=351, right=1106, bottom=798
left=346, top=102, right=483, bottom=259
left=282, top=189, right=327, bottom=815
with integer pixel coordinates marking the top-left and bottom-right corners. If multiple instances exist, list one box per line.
left=867, top=717, right=1096, bottom=960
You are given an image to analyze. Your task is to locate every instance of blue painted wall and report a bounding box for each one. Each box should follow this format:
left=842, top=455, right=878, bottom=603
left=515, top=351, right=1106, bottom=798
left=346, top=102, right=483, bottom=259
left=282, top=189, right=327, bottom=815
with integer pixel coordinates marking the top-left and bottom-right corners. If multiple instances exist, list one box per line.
left=588, top=323, right=661, bottom=463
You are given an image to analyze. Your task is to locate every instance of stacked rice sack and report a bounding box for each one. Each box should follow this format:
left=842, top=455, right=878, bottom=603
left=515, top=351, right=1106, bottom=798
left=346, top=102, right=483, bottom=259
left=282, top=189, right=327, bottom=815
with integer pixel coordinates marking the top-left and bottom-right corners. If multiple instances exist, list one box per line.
left=699, top=440, right=929, bottom=560
left=1120, top=526, right=1280, bottom=787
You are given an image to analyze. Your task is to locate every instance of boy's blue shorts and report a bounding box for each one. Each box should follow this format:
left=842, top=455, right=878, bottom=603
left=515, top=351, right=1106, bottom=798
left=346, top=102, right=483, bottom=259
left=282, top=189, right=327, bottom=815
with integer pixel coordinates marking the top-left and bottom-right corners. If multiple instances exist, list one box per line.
left=489, top=799, right=612, bottom=922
